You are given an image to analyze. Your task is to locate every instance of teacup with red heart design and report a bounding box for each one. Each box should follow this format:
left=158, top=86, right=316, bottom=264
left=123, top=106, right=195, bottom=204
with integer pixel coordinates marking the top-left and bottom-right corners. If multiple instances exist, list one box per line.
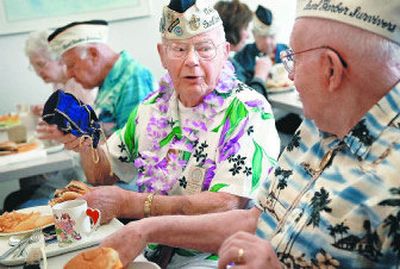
left=51, top=199, right=101, bottom=247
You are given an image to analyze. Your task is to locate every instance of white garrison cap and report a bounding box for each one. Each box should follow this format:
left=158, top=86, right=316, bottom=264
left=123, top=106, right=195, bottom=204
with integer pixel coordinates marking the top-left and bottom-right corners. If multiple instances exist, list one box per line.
left=296, top=0, right=400, bottom=45
left=252, top=5, right=277, bottom=36
left=160, top=0, right=222, bottom=40
left=48, top=20, right=109, bottom=56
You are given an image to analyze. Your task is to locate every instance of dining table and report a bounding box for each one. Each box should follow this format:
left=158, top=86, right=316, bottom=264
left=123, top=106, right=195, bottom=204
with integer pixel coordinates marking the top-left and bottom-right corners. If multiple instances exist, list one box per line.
left=0, top=249, right=149, bottom=268
left=268, top=89, right=303, bottom=115
left=0, top=206, right=150, bottom=269
left=0, top=149, right=75, bottom=183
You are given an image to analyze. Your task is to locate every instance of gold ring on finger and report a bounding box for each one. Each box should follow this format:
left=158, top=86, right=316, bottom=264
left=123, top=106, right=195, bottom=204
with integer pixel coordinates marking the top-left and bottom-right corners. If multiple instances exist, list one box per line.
left=237, top=248, right=244, bottom=264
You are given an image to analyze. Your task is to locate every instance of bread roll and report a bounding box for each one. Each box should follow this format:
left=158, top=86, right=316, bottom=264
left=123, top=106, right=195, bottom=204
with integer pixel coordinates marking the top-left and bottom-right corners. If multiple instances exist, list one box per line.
left=0, top=141, right=17, bottom=152
left=49, top=191, right=82, bottom=206
left=50, top=180, right=90, bottom=206
left=64, top=247, right=123, bottom=269
left=67, top=180, right=91, bottom=194
left=16, top=142, right=38, bottom=153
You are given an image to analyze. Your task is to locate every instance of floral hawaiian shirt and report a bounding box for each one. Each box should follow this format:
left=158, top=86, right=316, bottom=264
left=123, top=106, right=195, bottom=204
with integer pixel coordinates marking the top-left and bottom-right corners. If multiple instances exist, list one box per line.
left=106, top=62, right=280, bottom=199
left=95, top=50, right=154, bottom=137
left=256, top=82, right=400, bottom=268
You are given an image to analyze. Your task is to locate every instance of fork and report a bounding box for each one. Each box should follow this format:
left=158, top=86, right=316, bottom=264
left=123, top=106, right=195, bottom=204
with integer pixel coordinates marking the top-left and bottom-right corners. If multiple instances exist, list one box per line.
left=0, top=234, right=31, bottom=260
left=12, top=229, right=42, bottom=258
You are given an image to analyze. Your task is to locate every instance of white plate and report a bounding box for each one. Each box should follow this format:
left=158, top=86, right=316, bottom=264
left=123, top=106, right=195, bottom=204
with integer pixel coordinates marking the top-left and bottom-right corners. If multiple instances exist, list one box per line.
left=44, top=144, right=64, bottom=154
left=0, top=217, right=124, bottom=266
left=128, top=261, right=161, bottom=269
left=0, top=205, right=54, bottom=237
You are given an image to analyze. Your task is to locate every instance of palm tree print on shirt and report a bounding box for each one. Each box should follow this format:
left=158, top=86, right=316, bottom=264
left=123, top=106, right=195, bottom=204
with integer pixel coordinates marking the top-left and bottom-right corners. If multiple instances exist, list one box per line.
left=285, top=188, right=332, bottom=256
left=286, top=130, right=301, bottom=152
left=271, top=167, right=292, bottom=208
left=328, top=222, right=350, bottom=245
left=277, top=187, right=333, bottom=267
left=379, top=187, right=400, bottom=267
left=350, top=119, right=374, bottom=146
left=280, top=187, right=400, bottom=267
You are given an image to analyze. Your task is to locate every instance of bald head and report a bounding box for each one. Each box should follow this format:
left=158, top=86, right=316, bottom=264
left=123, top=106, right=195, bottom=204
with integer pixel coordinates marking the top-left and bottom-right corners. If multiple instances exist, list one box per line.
left=61, top=42, right=119, bottom=89
left=289, top=17, right=399, bottom=137
left=292, top=17, right=400, bottom=79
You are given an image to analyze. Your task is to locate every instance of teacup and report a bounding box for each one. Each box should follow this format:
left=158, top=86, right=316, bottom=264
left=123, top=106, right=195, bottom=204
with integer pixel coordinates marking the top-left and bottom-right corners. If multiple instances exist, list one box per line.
left=51, top=200, right=100, bottom=247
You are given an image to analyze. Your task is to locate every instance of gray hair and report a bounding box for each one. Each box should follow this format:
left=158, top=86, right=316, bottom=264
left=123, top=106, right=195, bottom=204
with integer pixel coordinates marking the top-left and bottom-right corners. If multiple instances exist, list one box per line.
left=71, top=43, right=103, bottom=60
left=24, top=30, right=57, bottom=60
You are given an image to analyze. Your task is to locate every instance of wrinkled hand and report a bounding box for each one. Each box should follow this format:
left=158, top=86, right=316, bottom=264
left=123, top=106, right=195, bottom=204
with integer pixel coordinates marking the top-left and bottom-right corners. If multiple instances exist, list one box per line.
left=82, top=186, right=126, bottom=224
left=101, top=221, right=147, bottom=267
left=218, top=231, right=280, bottom=269
left=254, top=56, right=273, bottom=82
left=36, top=120, right=91, bottom=152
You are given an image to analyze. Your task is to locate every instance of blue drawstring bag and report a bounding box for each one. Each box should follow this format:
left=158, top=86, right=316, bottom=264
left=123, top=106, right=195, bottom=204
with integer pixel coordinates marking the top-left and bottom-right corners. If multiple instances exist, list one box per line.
left=42, top=90, right=101, bottom=148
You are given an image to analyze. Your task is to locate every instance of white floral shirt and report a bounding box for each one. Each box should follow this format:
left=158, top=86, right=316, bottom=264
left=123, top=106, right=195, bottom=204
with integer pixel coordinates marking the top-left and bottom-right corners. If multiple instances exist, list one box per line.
left=105, top=62, right=280, bottom=200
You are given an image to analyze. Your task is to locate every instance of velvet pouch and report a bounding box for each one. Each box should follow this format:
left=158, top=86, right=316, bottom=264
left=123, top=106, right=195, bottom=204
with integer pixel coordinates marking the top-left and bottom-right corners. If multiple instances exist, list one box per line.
left=42, top=90, right=101, bottom=148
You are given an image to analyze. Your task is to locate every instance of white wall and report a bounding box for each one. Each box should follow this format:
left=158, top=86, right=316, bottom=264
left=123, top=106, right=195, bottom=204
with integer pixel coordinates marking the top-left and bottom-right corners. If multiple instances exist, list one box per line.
left=0, top=0, right=295, bottom=114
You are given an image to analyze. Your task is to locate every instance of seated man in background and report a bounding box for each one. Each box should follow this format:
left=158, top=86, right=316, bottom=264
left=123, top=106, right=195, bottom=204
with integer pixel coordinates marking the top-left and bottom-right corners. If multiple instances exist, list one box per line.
left=40, top=0, right=280, bottom=267
left=214, top=0, right=272, bottom=96
left=234, top=5, right=286, bottom=97
left=3, top=30, right=95, bottom=211
left=235, top=5, right=302, bottom=137
left=95, top=1, right=400, bottom=268
left=26, top=30, right=97, bottom=112
left=47, top=20, right=154, bottom=137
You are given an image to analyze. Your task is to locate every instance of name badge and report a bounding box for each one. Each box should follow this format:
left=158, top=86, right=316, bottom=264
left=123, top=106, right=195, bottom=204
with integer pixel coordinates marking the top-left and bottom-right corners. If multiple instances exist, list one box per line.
left=185, top=166, right=205, bottom=194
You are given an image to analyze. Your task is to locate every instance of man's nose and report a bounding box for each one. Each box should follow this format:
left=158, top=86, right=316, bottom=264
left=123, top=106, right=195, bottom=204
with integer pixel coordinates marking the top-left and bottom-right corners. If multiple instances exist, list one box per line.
left=184, top=48, right=200, bottom=65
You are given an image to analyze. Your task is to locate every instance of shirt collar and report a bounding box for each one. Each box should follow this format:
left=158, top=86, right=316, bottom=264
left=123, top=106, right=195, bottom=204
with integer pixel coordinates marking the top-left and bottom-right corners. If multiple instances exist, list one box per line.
left=99, top=50, right=131, bottom=90
left=340, top=81, right=400, bottom=159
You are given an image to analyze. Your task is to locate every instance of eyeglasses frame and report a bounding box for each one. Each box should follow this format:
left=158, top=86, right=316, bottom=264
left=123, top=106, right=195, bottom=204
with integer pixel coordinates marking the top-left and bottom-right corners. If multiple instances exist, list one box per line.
left=280, top=45, right=348, bottom=75
left=164, top=40, right=226, bottom=61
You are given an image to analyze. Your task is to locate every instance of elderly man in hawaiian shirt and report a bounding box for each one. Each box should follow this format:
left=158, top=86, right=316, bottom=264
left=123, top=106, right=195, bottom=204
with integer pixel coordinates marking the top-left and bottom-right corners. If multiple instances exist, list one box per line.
left=44, top=20, right=154, bottom=137
left=41, top=0, right=280, bottom=268
left=97, top=0, right=400, bottom=268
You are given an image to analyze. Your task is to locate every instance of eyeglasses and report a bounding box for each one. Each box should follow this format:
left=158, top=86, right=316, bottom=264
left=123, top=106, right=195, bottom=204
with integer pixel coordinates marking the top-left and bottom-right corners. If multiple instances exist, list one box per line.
left=280, top=46, right=348, bottom=75
left=165, top=40, right=224, bottom=61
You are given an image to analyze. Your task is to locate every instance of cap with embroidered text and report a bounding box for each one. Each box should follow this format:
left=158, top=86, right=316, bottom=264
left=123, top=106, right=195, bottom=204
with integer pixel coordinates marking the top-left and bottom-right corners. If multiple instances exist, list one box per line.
left=48, top=20, right=109, bottom=56
left=160, top=0, right=222, bottom=40
left=296, top=0, right=400, bottom=45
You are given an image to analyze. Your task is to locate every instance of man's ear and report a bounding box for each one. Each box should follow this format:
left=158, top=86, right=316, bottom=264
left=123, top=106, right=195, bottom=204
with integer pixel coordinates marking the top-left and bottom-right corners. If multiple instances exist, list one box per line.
left=87, top=46, right=99, bottom=63
left=221, top=41, right=230, bottom=61
left=157, top=43, right=167, bottom=69
left=324, top=50, right=345, bottom=92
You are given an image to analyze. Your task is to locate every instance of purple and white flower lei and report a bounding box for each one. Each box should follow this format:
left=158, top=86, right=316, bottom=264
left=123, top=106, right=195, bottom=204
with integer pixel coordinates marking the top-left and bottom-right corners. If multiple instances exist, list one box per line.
left=135, top=61, right=239, bottom=194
